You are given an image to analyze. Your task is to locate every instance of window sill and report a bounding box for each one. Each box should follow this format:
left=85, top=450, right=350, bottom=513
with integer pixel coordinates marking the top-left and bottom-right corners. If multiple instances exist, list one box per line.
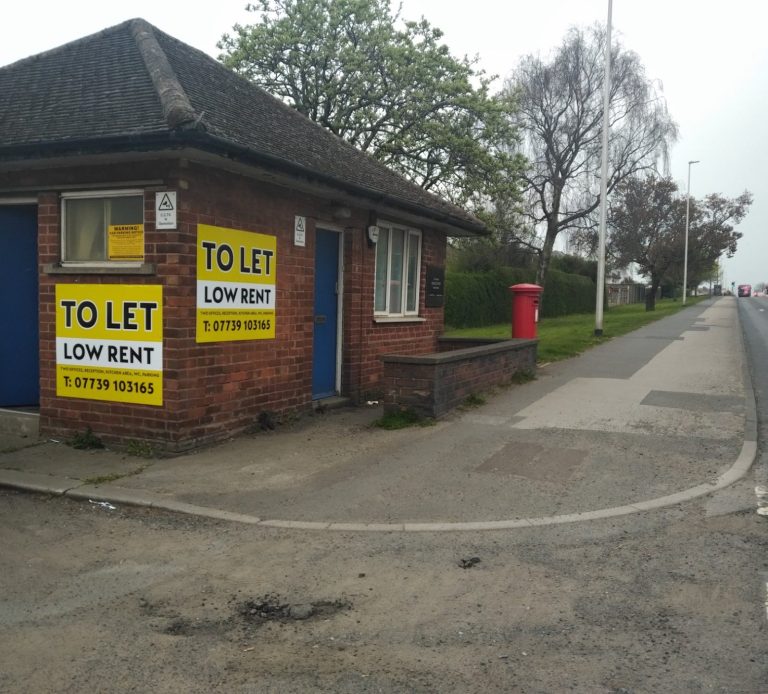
left=373, top=315, right=426, bottom=324
left=44, top=263, right=156, bottom=276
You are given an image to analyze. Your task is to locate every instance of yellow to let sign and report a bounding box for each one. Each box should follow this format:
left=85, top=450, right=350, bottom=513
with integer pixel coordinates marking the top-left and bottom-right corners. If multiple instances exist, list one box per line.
left=55, top=284, right=163, bottom=406
left=196, top=224, right=277, bottom=342
left=108, top=224, right=144, bottom=260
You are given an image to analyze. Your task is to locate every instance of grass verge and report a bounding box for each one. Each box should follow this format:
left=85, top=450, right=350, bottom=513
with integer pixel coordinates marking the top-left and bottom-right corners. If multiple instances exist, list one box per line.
left=373, top=408, right=435, bottom=430
left=445, top=296, right=707, bottom=363
left=83, top=463, right=149, bottom=486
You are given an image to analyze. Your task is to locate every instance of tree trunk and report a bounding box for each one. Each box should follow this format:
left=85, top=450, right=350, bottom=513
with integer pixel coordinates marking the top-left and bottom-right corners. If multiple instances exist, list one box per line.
left=535, top=196, right=561, bottom=289
left=646, top=277, right=659, bottom=311
left=535, top=230, right=557, bottom=288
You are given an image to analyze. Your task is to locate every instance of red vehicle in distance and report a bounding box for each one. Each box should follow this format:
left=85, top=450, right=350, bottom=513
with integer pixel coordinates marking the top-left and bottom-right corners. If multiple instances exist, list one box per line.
left=737, top=284, right=752, bottom=297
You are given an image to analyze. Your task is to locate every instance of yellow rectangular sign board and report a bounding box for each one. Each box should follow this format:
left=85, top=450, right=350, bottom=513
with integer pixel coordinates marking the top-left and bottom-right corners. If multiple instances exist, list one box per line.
left=196, top=224, right=277, bottom=342
left=55, top=284, right=163, bottom=406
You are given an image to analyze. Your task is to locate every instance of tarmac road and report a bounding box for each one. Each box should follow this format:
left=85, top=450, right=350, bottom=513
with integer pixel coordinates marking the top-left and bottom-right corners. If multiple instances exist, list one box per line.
left=1, top=475, right=766, bottom=692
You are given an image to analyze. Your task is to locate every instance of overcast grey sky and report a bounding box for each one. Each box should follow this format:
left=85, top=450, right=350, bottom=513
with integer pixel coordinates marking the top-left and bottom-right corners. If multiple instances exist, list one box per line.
left=2, top=1, right=765, bottom=287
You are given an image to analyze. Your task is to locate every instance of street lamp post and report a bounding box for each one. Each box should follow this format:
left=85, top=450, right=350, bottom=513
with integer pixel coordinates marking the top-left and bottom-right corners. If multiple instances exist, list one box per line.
left=594, top=0, right=613, bottom=336
left=682, top=159, right=699, bottom=305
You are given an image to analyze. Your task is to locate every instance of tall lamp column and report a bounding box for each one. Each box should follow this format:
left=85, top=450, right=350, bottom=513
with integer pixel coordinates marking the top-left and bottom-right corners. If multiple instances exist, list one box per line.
left=682, top=159, right=700, bottom=305
left=594, top=0, right=613, bottom=335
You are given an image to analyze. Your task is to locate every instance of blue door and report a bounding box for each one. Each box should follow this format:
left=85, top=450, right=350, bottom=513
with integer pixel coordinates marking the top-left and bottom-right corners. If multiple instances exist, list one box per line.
left=0, top=206, right=39, bottom=406
left=312, top=229, right=340, bottom=399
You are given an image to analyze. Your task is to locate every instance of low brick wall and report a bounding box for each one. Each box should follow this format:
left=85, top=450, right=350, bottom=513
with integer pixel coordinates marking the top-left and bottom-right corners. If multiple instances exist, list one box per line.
left=381, top=338, right=537, bottom=419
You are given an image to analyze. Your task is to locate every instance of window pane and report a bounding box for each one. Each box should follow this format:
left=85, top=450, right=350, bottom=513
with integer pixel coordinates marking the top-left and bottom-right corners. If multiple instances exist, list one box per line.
left=374, top=228, right=390, bottom=312
left=65, top=195, right=143, bottom=261
left=406, top=232, right=420, bottom=312
left=65, top=198, right=106, bottom=261
left=108, top=196, right=143, bottom=225
left=389, top=228, right=404, bottom=314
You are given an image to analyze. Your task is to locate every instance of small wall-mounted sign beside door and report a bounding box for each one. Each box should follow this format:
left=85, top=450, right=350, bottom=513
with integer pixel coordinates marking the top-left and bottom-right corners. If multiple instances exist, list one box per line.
left=155, top=191, right=177, bottom=230
left=294, top=215, right=306, bottom=247
left=425, top=265, right=445, bottom=308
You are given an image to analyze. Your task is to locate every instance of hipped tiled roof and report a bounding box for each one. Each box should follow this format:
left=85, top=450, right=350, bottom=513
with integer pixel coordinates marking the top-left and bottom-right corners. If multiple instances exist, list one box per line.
left=0, top=18, right=485, bottom=235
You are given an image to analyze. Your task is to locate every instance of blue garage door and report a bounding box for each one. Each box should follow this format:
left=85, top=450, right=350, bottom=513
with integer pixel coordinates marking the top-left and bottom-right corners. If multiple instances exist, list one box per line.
left=0, top=206, right=39, bottom=406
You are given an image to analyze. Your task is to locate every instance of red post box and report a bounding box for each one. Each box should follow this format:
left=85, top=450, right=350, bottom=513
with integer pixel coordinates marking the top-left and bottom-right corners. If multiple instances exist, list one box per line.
left=510, top=283, right=543, bottom=339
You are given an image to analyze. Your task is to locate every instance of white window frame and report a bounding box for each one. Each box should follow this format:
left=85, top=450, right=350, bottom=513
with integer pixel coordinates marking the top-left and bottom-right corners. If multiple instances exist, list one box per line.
left=61, top=189, right=145, bottom=267
left=373, top=221, right=422, bottom=318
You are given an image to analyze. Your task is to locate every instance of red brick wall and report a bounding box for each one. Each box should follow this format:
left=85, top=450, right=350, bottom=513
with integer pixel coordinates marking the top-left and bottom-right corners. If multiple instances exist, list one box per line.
left=35, top=174, right=181, bottom=447
left=7, top=157, right=449, bottom=449
left=345, top=227, right=446, bottom=401
left=382, top=340, right=538, bottom=418
left=164, top=164, right=317, bottom=446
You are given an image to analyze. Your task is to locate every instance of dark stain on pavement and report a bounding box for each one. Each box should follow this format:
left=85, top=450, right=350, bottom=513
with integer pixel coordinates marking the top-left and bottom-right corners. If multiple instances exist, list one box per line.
left=477, top=441, right=586, bottom=484
left=641, top=390, right=743, bottom=413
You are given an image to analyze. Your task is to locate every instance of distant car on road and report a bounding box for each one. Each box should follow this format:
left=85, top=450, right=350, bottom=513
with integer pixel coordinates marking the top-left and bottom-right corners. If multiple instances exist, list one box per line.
left=738, top=284, right=752, bottom=297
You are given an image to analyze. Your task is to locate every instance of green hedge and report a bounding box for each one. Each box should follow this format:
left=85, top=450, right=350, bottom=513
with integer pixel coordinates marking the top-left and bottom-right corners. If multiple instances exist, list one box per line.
left=540, top=269, right=596, bottom=318
left=445, top=268, right=596, bottom=328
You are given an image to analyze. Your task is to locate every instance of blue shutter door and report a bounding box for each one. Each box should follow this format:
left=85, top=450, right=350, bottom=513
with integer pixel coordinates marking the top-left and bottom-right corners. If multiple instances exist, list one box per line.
left=312, top=229, right=339, bottom=399
left=0, top=206, right=39, bottom=406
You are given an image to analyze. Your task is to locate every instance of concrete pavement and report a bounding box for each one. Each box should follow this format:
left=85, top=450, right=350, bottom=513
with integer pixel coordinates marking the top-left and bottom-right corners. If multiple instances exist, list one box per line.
left=0, top=296, right=757, bottom=530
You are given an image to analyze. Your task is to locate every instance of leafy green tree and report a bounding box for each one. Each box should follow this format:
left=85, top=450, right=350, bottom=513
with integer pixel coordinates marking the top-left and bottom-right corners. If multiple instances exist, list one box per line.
left=450, top=192, right=539, bottom=272
left=607, top=174, right=685, bottom=311
left=219, top=0, right=525, bottom=207
left=608, top=175, right=750, bottom=309
left=608, top=176, right=684, bottom=309
left=506, top=25, right=678, bottom=291
left=685, top=191, right=751, bottom=289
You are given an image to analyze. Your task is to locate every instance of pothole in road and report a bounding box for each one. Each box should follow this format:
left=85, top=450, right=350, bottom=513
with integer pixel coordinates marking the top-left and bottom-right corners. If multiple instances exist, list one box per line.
left=143, top=592, right=353, bottom=638
left=162, top=616, right=222, bottom=636
left=234, top=593, right=352, bottom=624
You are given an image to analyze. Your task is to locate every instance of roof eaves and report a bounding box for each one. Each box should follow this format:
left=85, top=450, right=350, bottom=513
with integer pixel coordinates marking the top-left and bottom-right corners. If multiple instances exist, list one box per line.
left=0, top=127, right=487, bottom=235
left=181, top=129, right=487, bottom=235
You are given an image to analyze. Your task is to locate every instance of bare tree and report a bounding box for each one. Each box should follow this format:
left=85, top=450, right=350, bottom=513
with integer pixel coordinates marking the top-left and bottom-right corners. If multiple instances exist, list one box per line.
left=506, top=25, right=678, bottom=289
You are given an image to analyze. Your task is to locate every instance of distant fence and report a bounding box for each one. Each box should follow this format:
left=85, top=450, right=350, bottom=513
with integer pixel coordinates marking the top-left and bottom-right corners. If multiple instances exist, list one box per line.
left=606, top=283, right=646, bottom=307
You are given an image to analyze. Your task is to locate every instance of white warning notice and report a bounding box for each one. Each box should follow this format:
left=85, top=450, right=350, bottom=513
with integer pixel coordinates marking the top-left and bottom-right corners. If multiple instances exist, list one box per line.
left=155, top=191, right=177, bottom=230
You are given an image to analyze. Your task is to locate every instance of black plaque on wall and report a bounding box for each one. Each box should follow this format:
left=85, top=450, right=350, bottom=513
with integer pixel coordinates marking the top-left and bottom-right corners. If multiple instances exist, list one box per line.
left=425, top=265, right=445, bottom=308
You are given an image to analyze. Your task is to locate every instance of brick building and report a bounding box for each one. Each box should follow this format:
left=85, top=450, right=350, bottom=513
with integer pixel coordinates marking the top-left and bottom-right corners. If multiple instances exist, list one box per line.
left=0, top=19, right=486, bottom=450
